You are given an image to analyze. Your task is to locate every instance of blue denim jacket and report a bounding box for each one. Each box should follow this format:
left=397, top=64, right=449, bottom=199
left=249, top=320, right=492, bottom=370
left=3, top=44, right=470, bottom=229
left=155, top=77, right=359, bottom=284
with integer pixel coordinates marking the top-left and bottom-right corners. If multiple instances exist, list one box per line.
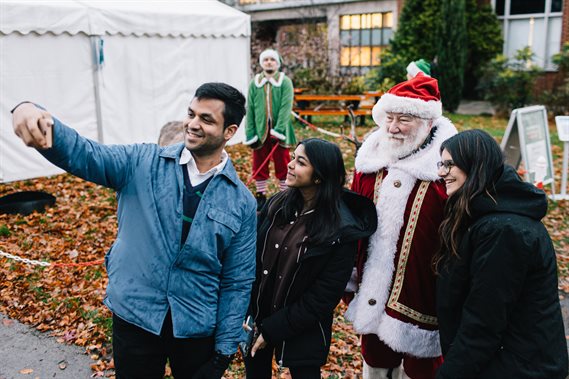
left=41, top=119, right=257, bottom=355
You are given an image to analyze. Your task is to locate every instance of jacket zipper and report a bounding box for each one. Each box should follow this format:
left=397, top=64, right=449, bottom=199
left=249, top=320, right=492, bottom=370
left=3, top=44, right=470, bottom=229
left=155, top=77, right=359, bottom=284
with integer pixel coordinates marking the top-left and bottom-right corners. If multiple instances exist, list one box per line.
left=255, top=210, right=279, bottom=321
left=318, top=321, right=327, bottom=347
left=279, top=238, right=307, bottom=366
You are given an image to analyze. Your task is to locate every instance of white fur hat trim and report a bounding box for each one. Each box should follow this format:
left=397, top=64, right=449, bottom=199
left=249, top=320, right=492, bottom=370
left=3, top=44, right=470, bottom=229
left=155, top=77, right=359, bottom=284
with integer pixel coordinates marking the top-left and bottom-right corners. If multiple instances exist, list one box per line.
left=259, top=49, right=281, bottom=68
left=372, top=93, right=442, bottom=124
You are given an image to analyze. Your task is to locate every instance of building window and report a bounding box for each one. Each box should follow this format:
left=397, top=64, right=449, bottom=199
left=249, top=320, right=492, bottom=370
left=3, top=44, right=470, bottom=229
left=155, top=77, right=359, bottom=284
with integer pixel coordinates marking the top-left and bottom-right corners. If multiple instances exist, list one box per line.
left=496, top=0, right=563, bottom=15
left=493, top=0, right=563, bottom=69
left=339, top=12, right=393, bottom=74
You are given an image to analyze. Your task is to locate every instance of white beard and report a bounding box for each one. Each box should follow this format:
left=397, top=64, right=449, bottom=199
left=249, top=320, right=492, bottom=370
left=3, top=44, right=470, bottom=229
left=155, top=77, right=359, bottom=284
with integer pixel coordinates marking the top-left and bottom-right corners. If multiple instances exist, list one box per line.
left=376, top=121, right=431, bottom=163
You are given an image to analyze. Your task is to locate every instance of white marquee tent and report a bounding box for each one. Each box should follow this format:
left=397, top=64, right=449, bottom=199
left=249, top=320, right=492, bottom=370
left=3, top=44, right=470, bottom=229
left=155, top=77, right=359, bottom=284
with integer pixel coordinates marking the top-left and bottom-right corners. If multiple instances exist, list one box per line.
left=0, top=0, right=251, bottom=183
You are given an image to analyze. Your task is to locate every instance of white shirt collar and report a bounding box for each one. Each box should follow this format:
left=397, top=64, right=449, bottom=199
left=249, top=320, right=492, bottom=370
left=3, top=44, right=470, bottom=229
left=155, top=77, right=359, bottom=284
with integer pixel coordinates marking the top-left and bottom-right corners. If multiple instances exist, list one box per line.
left=179, top=148, right=228, bottom=186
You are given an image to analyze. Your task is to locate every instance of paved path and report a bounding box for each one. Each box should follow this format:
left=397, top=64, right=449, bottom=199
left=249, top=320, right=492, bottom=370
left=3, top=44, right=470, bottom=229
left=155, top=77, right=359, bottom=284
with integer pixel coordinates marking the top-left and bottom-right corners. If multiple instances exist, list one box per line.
left=0, top=313, right=93, bottom=379
left=456, top=100, right=495, bottom=116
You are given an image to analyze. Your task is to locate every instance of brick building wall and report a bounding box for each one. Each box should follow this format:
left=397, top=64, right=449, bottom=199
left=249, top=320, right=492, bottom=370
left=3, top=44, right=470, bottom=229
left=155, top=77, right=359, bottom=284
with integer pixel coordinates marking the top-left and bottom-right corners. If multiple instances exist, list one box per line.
left=396, top=0, right=405, bottom=17
left=563, top=0, right=569, bottom=44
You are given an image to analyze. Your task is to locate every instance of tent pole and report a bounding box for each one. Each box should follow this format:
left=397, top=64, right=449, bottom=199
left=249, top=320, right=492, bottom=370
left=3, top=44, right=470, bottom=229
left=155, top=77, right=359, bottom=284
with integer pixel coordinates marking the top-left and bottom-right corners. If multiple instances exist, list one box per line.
left=91, top=36, right=105, bottom=144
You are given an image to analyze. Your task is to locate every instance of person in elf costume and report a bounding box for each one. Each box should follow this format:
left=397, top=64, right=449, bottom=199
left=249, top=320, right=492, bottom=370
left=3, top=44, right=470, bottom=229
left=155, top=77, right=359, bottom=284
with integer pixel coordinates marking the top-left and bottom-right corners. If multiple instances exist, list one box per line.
left=244, top=48, right=296, bottom=210
left=344, top=73, right=457, bottom=379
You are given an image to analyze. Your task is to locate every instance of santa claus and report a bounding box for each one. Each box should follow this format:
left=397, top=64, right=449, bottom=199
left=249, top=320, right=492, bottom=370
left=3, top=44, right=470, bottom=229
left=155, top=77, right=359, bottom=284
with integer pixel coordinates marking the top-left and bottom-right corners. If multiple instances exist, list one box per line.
left=345, top=73, right=457, bottom=379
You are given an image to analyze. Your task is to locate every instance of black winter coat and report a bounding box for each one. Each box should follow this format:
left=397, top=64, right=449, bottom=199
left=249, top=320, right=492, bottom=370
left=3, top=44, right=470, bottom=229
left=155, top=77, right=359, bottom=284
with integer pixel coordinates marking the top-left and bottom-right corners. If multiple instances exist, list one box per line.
left=436, top=165, right=568, bottom=379
left=250, top=189, right=377, bottom=367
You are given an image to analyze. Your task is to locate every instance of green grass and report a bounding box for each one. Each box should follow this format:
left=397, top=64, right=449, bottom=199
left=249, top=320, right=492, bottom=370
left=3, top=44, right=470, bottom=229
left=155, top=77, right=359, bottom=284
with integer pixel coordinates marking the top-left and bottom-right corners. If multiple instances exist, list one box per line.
left=445, top=113, right=507, bottom=139
left=84, top=269, right=104, bottom=281
left=63, top=296, right=82, bottom=310
left=31, top=285, right=51, bottom=303
left=0, top=224, right=10, bottom=237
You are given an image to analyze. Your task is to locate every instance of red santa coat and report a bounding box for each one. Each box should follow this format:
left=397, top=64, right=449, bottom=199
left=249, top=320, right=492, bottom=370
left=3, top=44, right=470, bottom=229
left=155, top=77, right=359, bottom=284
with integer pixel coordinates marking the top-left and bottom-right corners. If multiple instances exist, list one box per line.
left=345, top=116, right=457, bottom=358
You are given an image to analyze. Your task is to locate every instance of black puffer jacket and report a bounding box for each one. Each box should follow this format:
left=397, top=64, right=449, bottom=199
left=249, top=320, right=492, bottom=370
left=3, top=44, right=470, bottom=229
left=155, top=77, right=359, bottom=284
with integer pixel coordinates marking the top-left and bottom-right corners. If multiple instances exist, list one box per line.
left=436, top=165, right=568, bottom=379
left=250, top=189, right=377, bottom=367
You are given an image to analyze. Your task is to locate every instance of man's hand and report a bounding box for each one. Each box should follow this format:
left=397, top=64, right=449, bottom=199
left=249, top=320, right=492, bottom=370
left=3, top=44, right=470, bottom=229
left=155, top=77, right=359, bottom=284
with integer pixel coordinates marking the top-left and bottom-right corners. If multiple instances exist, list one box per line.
left=12, top=102, right=54, bottom=149
left=192, top=351, right=232, bottom=379
left=250, top=333, right=267, bottom=357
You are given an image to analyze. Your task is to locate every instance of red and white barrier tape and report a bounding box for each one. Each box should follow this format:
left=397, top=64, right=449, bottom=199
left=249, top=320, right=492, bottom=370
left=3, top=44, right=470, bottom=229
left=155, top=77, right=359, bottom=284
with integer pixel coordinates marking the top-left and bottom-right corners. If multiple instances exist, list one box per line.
left=290, top=111, right=344, bottom=138
left=0, top=249, right=103, bottom=268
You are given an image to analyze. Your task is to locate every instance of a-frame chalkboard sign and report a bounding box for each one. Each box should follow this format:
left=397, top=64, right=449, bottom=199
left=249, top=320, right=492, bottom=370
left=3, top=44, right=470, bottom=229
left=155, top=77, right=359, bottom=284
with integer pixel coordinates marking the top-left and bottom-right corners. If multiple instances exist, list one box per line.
left=500, top=106, right=556, bottom=192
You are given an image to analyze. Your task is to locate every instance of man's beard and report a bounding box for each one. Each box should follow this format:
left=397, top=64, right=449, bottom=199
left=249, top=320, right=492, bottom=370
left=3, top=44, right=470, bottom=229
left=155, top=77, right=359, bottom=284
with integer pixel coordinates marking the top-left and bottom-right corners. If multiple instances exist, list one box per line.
left=264, top=69, right=275, bottom=75
left=376, top=120, right=431, bottom=163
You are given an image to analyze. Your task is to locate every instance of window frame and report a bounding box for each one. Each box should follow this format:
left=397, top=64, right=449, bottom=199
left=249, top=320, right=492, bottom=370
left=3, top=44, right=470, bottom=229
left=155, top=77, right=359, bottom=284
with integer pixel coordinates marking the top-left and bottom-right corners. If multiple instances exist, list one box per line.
left=339, top=12, right=393, bottom=74
left=492, top=0, right=563, bottom=70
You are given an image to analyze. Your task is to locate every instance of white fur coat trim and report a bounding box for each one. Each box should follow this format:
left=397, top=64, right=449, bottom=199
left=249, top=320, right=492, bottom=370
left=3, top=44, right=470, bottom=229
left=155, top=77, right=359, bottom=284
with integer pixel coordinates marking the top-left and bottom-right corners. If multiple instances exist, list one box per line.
left=372, top=93, right=442, bottom=123
left=355, top=116, right=457, bottom=181
left=244, top=135, right=259, bottom=146
left=254, top=72, right=285, bottom=88
left=378, top=313, right=441, bottom=357
left=270, top=129, right=286, bottom=140
left=344, top=165, right=415, bottom=336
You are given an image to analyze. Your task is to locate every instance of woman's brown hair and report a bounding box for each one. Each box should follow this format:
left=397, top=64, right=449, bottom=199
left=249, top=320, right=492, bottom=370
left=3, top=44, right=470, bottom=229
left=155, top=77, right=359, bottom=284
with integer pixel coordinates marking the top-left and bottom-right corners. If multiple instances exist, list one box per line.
left=433, top=129, right=504, bottom=273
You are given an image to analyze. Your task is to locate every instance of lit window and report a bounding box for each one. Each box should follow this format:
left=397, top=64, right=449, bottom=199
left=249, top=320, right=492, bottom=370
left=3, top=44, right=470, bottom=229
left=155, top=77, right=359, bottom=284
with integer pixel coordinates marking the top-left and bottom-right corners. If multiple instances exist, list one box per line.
left=494, top=0, right=563, bottom=69
left=371, top=13, right=382, bottom=28
left=350, top=15, right=361, bottom=29
left=339, top=12, right=392, bottom=74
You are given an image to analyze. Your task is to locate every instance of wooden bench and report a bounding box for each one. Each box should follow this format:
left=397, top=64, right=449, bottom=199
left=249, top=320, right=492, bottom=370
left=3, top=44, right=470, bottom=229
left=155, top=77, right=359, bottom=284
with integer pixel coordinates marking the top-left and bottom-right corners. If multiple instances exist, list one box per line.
left=294, top=108, right=372, bottom=117
left=293, top=92, right=380, bottom=124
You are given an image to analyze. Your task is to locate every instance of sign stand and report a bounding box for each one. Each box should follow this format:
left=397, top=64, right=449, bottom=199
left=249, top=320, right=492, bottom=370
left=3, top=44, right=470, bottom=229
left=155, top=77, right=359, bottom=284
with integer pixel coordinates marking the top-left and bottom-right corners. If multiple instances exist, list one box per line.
left=501, top=105, right=556, bottom=199
left=555, top=116, right=569, bottom=200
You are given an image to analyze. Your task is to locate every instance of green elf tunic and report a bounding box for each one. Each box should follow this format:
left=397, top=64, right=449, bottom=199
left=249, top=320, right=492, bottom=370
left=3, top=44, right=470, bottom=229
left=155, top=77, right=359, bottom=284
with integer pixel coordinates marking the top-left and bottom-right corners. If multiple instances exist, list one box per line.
left=245, top=72, right=296, bottom=149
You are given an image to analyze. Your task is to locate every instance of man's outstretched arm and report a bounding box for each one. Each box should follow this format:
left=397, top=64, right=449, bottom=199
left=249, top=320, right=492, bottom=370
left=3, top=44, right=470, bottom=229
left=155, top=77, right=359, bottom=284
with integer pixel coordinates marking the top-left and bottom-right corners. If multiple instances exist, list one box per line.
left=12, top=102, right=138, bottom=190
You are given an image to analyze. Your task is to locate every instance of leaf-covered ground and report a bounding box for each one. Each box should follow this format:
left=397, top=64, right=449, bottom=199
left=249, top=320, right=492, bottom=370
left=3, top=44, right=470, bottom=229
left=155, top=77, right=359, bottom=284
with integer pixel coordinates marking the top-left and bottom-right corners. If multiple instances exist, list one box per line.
left=0, top=115, right=567, bottom=378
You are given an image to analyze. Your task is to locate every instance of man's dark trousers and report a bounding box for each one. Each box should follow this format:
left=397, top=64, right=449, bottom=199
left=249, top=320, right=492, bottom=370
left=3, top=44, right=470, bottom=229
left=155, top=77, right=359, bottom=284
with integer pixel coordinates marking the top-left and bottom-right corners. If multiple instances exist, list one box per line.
left=113, top=312, right=214, bottom=378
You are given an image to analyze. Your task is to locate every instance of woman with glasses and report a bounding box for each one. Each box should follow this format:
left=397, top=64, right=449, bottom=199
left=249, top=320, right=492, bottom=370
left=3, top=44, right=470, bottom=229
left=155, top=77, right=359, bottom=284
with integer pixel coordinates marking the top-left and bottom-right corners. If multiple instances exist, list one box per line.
left=243, top=138, right=377, bottom=378
left=433, top=129, right=567, bottom=378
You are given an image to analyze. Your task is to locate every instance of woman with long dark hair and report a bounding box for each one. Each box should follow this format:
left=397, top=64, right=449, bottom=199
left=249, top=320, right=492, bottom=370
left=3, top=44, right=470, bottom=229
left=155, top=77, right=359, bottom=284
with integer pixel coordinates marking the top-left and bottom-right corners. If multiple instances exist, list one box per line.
left=434, top=129, right=567, bottom=378
left=244, top=138, right=377, bottom=378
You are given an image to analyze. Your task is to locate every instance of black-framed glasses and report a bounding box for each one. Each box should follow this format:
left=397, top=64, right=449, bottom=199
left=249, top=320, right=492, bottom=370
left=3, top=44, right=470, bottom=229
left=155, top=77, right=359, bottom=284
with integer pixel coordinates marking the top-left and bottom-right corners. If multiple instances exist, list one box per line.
left=436, top=160, right=455, bottom=175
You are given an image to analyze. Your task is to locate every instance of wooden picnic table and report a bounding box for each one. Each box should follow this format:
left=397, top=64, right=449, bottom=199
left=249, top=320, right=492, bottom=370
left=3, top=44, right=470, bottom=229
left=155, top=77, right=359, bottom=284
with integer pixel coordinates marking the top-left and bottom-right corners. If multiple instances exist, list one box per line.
left=293, top=92, right=381, bottom=121
left=294, top=94, right=367, bottom=102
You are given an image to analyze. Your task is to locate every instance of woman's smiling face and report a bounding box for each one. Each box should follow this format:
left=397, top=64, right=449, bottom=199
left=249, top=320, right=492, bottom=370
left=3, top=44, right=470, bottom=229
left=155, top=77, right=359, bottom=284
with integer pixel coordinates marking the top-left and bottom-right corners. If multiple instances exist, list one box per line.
left=438, top=149, right=467, bottom=197
left=285, top=144, right=316, bottom=189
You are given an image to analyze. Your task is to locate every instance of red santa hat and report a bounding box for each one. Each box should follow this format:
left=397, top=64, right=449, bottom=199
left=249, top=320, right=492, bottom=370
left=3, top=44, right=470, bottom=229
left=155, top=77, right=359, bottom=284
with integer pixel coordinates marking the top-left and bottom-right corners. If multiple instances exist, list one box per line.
left=372, top=73, right=442, bottom=124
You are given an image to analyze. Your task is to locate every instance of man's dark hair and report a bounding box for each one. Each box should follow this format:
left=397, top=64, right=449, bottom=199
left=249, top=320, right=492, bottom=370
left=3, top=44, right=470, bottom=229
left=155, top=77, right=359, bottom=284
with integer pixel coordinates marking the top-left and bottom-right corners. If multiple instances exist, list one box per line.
left=195, top=82, right=246, bottom=129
